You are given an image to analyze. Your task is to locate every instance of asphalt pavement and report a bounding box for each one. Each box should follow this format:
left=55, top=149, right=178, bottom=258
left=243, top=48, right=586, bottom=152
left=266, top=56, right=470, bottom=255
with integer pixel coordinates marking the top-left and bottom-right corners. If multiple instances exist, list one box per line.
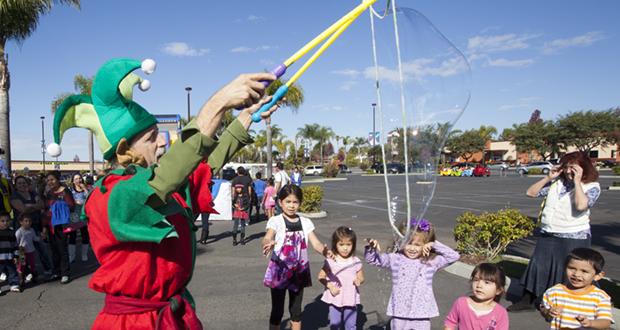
left=0, top=171, right=617, bottom=329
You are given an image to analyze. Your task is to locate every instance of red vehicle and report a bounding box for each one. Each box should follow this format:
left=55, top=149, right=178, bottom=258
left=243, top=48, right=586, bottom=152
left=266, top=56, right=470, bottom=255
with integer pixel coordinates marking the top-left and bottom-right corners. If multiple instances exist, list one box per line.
left=473, top=164, right=491, bottom=177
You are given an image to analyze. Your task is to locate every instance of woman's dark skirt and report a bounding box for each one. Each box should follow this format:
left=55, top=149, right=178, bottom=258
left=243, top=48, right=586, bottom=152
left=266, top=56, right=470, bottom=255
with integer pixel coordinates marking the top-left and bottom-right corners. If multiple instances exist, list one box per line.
left=520, top=233, right=591, bottom=298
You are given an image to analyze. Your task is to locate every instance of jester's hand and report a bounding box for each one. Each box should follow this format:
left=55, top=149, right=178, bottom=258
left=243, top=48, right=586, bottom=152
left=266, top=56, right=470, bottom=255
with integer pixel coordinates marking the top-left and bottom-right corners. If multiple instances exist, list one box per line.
left=243, top=96, right=281, bottom=121
left=213, top=73, right=276, bottom=110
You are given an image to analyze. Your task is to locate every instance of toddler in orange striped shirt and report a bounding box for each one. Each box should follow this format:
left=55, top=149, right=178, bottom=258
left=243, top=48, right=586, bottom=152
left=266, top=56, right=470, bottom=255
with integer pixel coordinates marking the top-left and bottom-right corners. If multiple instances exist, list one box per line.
left=541, top=248, right=613, bottom=329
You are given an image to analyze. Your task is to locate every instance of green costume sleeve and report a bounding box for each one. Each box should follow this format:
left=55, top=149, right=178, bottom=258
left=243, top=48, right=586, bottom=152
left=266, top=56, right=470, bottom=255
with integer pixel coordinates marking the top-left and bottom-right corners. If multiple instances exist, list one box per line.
left=207, top=118, right=254, bottom=174
left=148, top=120, right=218, bottom=203
left=107, top=166, right=185, bottom=243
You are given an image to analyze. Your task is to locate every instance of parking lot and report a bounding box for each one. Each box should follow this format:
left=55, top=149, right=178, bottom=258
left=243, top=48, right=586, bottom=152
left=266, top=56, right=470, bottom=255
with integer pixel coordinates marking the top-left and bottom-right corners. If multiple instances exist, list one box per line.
left=320, top=170, right=620, bottom=279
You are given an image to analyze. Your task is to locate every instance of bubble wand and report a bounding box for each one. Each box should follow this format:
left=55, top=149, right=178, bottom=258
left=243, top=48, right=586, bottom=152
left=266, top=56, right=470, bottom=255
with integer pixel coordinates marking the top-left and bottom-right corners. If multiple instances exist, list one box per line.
left=251, top=0, right=377, bottom=122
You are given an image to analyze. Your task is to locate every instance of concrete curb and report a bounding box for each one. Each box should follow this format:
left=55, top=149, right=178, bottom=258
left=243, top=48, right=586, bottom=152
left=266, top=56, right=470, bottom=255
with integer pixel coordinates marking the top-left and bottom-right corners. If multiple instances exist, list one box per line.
left=297, top=211, right=327, bottom=219
left=304, top=178, right=349, bottom=184
left=443, top=256, right=620, bottom=321
left=608, top=186, right=620, bottom=190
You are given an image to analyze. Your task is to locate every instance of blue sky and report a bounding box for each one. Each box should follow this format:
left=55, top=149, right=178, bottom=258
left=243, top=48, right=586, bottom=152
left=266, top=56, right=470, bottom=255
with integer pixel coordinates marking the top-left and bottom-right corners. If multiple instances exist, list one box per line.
left=6, top=0, right=619, bottom=161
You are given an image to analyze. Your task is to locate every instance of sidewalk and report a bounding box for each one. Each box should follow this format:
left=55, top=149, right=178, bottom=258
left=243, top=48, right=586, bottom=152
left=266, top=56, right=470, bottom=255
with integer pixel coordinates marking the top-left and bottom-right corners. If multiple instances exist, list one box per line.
left=0, top=219, right=612, bottom=329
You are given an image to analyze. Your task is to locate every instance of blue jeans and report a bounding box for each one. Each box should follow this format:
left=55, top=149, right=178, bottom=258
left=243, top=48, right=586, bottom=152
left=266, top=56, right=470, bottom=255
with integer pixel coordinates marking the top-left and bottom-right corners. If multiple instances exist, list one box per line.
left=0, top=261, right=19, bottom=286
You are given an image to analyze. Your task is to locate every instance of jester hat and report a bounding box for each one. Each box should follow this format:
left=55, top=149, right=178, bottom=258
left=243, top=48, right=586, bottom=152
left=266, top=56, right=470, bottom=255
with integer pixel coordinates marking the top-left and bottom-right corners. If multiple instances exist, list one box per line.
left=47, top=58, right=158, bottom=160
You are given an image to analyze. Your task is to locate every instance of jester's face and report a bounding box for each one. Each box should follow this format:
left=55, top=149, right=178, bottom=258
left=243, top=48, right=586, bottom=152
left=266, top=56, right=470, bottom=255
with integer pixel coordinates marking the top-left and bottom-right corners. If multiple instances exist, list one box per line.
left=129, top=125, right=167, bottom=166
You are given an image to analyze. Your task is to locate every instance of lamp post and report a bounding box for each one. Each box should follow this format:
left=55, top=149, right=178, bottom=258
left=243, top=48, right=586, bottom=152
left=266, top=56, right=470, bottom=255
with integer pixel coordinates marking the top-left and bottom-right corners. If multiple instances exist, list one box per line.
left=40, top=116, right=46, bottom=173
left=185, top=86, right=192, bottom=122
left=371, top=103, right=376, bottom=164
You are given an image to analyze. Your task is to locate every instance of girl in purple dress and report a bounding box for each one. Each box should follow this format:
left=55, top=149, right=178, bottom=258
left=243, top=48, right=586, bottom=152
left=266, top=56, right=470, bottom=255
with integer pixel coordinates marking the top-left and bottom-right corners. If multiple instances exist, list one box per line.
left=365, top=219, right=460, bottom=330
left=261, top=184, right=334, bottom=330
left=318, top=226, right=364, bottom=330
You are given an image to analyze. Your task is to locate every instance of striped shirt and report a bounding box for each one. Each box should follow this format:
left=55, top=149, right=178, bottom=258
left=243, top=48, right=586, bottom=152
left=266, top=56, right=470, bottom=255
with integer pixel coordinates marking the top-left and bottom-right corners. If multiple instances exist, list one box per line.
left=542, top=284, right=614, bottom=329
left=0, top=228, right=18, bottom=262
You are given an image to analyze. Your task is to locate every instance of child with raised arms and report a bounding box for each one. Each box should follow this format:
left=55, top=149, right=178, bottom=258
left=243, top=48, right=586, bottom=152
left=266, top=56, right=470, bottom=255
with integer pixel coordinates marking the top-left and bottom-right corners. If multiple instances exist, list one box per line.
left=262, top=184, right=334, bottom=330
left=365, top=218, right=460, bottom=330
left=444, top=263, right=509, bottom=330
left=318, top=226, right=364, bottom=330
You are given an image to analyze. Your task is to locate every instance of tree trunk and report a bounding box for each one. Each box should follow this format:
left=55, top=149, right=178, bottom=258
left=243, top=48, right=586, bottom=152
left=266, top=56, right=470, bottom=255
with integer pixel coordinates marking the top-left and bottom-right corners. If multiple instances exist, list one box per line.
left=266, top=118, right=273, bottom=178
left=88, top=131, right=94, bottom=175
left=320, top=141, right=323, bottom=165
left=0, top=49, right=12, bottom=173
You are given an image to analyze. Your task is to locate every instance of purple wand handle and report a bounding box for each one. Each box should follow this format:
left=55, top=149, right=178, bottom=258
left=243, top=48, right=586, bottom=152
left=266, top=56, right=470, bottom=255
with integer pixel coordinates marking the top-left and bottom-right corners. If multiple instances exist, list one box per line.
left=262, top=63, right=287, bottom=87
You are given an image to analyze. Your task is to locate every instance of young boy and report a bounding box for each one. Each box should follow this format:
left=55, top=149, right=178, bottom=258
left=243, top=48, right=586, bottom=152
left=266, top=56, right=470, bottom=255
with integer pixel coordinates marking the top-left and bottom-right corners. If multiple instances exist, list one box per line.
left=541, top=248, right=613, bottom=329
left=0, top=211, right=20, bottom=293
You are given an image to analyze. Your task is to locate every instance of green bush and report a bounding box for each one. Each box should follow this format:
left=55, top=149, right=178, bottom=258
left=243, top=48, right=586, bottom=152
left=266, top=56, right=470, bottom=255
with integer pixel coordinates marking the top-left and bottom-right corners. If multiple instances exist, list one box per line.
left=454, top=208, right=535, bottom=262
left=359, top=162, right=369, bottom=171
left=612, top=181, right=620, bottom=187
left=322, top=161, right=340, bottom=178
left=613, top=166, right=620, bottom=175
left=300, top=185, right=323, bottom=213
left=527, top=168, right=543, bottom=175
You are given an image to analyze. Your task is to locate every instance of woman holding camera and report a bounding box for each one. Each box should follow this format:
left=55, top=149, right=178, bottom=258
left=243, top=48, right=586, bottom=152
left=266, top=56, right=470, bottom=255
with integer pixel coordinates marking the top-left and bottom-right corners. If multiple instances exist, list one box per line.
left=508, top=151, right=601, bottom=311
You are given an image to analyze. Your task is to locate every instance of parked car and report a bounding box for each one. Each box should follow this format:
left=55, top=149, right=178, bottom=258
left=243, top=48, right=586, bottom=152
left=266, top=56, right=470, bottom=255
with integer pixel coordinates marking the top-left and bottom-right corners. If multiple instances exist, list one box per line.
left=597, top=159, right=617, bottom=168
left=473, top=164, right=491, bottom=177
left=370, top=162, right=406, bottom=174
left=516, top=161, right=553, bottom=175
left=304, top=165, right=324, bottom=176
left=370, top=162, right=383, bottom=173
left=487, top=162, right=509, bottom=170
left=338, top=164, right=352, bottom=174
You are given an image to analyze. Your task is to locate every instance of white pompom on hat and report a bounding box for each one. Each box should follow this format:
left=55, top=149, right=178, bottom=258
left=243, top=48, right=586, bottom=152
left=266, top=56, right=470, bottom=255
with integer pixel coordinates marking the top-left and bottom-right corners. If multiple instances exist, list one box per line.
left=141, top=59, right=156, bottom=75
left=46, top=143, right=62, bottom=157
left=139, top=79, right=151, bottom=91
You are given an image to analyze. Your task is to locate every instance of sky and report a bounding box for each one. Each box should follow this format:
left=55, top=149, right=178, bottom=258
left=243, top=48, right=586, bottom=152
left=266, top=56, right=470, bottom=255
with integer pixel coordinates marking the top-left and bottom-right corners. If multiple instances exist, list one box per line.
left=6, top=0, right=620, bottom=161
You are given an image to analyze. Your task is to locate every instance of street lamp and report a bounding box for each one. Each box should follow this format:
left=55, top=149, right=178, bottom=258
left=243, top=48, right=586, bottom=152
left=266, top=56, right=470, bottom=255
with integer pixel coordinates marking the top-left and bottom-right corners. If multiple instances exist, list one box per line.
left=371, top=103, right=377, bottom=164
left=40, top=116, right=46, bottom=173
left=185, top=86, right=192, bottom=122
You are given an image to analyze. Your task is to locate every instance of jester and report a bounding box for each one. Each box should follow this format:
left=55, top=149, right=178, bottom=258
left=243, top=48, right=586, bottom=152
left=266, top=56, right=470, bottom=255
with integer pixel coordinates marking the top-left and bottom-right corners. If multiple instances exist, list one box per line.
left=48, top=58, right=278, bottom=329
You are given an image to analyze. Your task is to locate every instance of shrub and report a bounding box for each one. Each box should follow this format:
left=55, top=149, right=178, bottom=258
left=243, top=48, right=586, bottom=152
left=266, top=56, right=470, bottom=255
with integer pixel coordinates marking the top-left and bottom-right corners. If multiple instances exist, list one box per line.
left=454, top=208, right=535, bottom=262
left=359, top=162, right=369, bottom=171
left=300, top=185, right=323, bottom=213
left=612, top=181, right=620, bottom=187
left=322, top=161, right=340, bottom=178
left=613, top=166, right=620, bottom=175
left=527, top=168, right=543, bottom=175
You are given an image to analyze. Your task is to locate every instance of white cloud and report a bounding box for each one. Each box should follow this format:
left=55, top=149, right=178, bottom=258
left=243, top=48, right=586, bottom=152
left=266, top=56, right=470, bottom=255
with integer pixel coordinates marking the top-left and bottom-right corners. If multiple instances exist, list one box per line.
left=312, top=104, right=345, bottom=112
left=230, top=45, right=277, bottom=53
left=362, top=56, right=469, bottom=82
left=339, top=80, right=357, bottom=91
left=161, top=42, right=210, bottom=57
left=498, top=96, right=540, bottom=111
left=543, top=31, right=605, bottom=54
left=486, top=58, right=534, bottom=67
left=468, top=33, right=539, bottom=53
left=331, top=69, right=360, bottom=78
left=247, top=15, right=264, bottom=22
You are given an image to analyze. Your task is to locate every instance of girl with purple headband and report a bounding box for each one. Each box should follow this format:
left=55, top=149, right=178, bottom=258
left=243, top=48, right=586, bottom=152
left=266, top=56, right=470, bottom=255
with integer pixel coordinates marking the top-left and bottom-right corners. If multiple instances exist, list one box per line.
left=365, top=218, right=460, bottom=330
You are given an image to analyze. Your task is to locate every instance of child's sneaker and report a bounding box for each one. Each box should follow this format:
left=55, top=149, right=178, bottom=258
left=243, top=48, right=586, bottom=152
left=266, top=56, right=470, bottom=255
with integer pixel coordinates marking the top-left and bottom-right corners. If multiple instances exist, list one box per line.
left=10, top=285, right=21, bottom=292
left=25, top=273, right=33, bottom=283
left=0, top=272, right=6, bottom=282
left=60, top=276, right=70, bottom=284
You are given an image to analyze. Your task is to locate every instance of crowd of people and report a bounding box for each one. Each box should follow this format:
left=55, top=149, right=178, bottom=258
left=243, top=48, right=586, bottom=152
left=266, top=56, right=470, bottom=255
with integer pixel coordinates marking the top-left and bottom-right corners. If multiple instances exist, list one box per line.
left=0, top=171, right=93, bottom=292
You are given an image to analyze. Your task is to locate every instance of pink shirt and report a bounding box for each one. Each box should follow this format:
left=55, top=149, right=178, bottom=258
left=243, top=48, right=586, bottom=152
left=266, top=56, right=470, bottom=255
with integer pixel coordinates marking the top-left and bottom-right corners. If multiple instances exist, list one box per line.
left=320, top=256, right=362, bottom=307
left=263, top=186, right=276, bottom=208
left=444, top=296, right=509, bottom=330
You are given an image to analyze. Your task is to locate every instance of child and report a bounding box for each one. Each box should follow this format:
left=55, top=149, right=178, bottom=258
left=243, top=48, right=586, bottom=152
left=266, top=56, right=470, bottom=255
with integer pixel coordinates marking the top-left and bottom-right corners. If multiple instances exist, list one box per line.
left=0, top=212, right=20, bottom=293
left=262, top=184, right=333, bottom=330
left=15, top=214, right=39, bottom=286
left=444, top=263, right=509, bottom=330
left=262, top=178, right=276, bottom=220
left=541, top=248, right=613, bottom=330
left=365, top=218, right=459, bottom=330
left=231, top=184, right=250, bottom=246
left=318, top=226, right=364, bottom=330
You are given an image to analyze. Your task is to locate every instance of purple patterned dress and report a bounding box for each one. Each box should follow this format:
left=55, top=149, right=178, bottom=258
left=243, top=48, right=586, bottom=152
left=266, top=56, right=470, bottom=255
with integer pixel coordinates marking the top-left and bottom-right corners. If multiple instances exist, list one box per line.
left=263, top=228, right=312, bottom=292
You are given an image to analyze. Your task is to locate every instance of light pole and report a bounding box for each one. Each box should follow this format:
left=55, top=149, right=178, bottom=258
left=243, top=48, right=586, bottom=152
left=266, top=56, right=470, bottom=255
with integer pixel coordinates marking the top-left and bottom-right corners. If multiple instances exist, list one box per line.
left=40, top=116, right=46, bottom=173
left=185, top=86, right=192, bottom=122
left=371, top=103, right=376, bottom=164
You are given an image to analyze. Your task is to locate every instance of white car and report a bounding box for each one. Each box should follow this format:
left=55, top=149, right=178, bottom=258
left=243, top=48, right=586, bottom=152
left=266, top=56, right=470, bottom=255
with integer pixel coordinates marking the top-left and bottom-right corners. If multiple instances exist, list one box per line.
left=517, top=161, right=553, bottom=175
left=304, top=165, right=324, bottom=176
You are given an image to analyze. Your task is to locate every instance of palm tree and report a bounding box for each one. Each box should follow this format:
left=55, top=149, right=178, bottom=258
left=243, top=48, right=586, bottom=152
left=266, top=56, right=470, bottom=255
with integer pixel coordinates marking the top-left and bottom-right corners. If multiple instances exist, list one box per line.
left=50, top=74, right=95, bottom=174
left=341, top=135, right=352, bottom=164
left=297, top=124, right=319, bottom=162
left=315, top=125, right=334, bottom=164
left=254, top=130, right=267, bottom=162
left=0, top=0, right=81, bottom=172
left=477, top=125, right=497, bottom=163
left=264, top=79, right=304, bottom=177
